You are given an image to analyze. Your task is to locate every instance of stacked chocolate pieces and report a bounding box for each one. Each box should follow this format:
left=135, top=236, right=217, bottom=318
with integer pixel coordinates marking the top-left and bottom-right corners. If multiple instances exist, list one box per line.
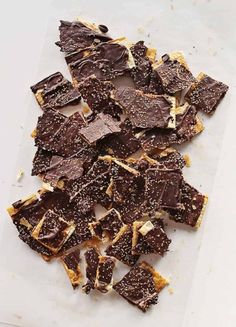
left=7, top=18, right=228, bottom=312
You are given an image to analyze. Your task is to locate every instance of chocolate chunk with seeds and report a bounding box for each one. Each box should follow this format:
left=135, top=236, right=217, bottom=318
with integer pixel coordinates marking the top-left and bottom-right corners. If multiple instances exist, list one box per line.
left=31, top=72, right=81, bottom=111
left=32, top=148, right=52, bottom=176
left=113, top=261, right=168, bottom=312
left=55, top=20, right=112, bottom=53
left=79, top=113, right=121, bottom=144
left=83, top=247, right=100, bottom=293
left=31, top=209, right=75, bottom=253
left=186, top=73, right=228, bottom=114
left=167, top=181, right=208, bottom=228
left=105, top=225, right=139, bottom=266
left=148, top=148, right=186, bottom=170
left=132, top=219, right=171, bottom=255
left=61, top=248, right=82, bottom=289
left=94, top=256, right=115, bottom=293
left=154, top=54, right=195, bottom=94
left=113, top=87, right=176, bottom=129
left=145, top=168, right=183, bottom=212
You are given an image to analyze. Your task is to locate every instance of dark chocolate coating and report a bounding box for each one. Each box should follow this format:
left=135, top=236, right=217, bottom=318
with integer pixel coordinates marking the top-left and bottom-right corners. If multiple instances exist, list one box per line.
left=99, top=209, right=124, bottom=239
left=83, top=247, right=100, bottom=293
left=95, top=256, right=115, bottom=293
left=32, top=148, right=52, bottom=176
left=186, top=74, right=228, bottom=114
left=62, top=248, right=80, bottom=271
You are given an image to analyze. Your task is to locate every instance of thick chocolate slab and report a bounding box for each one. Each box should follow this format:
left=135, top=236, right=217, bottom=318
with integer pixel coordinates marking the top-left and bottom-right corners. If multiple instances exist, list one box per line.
left=113, top=261, right=168, bottom=311
left=186, top=73, right=229, bottom=114
left=167, top=181, right=208, bottom=228
left=83, top=247, right=100, bottom=293
left=31, top=72, right=81, bottom=110
left=61, top=248, right=82, bottom=289
left=79, top=113, right=121, bottom=144
left=113, top=87, right=175, bottom=129
left=155, top=54, right=195, bottom=94
left=55, top=20, right=112, bottom=53
left=94, top=256, right=115, bottom=293
left=105, top=225, right=139, bottom=266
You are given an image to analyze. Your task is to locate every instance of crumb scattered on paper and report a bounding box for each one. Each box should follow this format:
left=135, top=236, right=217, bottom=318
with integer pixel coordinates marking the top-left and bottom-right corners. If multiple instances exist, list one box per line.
left=16, top=169, right=24, bottom=182
left=168, top=287, right=174, bottom=294
left=183, top=154, right=191, bottom=167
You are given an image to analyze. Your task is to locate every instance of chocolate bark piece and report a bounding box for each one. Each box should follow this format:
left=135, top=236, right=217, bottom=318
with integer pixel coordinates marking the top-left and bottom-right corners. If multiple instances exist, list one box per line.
left=78, top=76, right=122, bottom=119
left=61, top=248, right=82, bottom=289
left=139, top=104, right=203, bottom=150
left=148, top=148, right=186, bottom=170
left=65, top=159, right=111, bottom=213
left=55, top=20, right=112, bottom=53
left=132, top=219, right=171, bottom=256
left=145, top=168, right=183, bottom=212
left=94, top=256, right=116, bottom=293
left=105, top=225, right=139, bottom=266
left=42, top=155, right=84, bottom=186
left=148, top=70, right=165, bottom=95
left=31, top=72, right=81, bottom=111
left=79, top=113, right=121, bottom=144
left=167, top=181, right=208, bottom=228
left=113, top=261, right=168, bottom=312
left=130, top=41, right=155, bottom=92
left=113, top=87, right=176, bottom=129
left=32, top=148, right=52, bottom=176
left=154, top=54, right=195, bottom=94
left=35, top=109, right=97, bottom=160
left=186, top=73, right=229, bottom=114
left=68, top=42, right=131, bottom=83
left=83, top=247, right=100, bottom=293
left=99, top=119, right=141, bottom=158
left=31, top=209, right=75, bottom=253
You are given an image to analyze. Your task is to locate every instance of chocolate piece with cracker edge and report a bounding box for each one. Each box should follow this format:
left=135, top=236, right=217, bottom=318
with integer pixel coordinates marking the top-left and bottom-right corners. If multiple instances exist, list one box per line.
left=94, top=256, right=116, bottom=293
left=31, top=72, right=81, bottom=111
left=78, top=75, right=122, bottom=119
left=79, top=113, right=121, bottom=144
left=167, top=181, right=208, bottom=228
left=112, top=87, right=176, bottom=129
left=147, top=147, right=187, bottom=170
left=61, top=248, right=82, bottom=289
left=153, top=52, right=196, bottom=95
left=55, top=20, right=112, bottom=53
left=82, top=246, right=100, bottom=293
left=113, top=261, right=168, bottom=312
left=145, top=168, right=183, bottom=212
left=31, top=209, right=75, bottom=254
left=186, top=72, right=229, bottom=114
left=98, top=119, right=141, bottom=159
left=105, top=225, right=139, bottom=266
left=132, top=219, right=171, bottom=256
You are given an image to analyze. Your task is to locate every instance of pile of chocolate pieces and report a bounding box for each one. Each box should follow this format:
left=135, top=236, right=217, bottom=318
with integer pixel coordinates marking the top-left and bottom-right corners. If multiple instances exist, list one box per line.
left=8, top=19, right=228, bottom=312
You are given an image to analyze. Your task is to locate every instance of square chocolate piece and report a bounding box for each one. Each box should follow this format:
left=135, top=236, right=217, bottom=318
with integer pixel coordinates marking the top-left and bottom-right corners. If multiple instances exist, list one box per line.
left=167, top=181, right=208, bottom=228
left=31, top=209, right=75, bottom=253
left=79, top=113, right=121, bottom=144
left=55, top=20, right=112, bottom=53
left=94, top=256, right=116, bottom=293
left=145, top=168, right=183, bottom=211
left=132, top=219, right=171, bottom=256
left=31, top=72, right=81, bottom=110
left=82, top=247, right=100, bottom=294
left=186, top=73, right=229, bottom=114
left=155, top=54, right=195, bottom=94
left=113, top=261, right=168, bottom=312
left=61, top=248, right=82, bottom=289
left=113, top=87, right=176, bottom=129
left=105, top=225, right=139, bottom=266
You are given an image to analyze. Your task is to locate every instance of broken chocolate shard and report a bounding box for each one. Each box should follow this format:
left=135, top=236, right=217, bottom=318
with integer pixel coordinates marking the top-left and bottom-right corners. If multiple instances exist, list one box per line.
left=132, top=219, right=171, bottom=256
left=148, top=148, right=186, bottom=170
left=155, top=55, right=195, bottom=94
left=94, top=208, right=124, bottom=240
left=83, top=247, right=100, bottom=293
left=61, top=248, right=82, bottom=289
left=32, top=148, right=52, bottom=176
left=113, top=261, right=168, bottom=312
left=79, top=113, right=121, bottom=144
left=31, top=209, right=75, bottom=253
left=78, top=76, right=122, bottom=119
left=105, top=225, right=139, bottom=266
left=113, top=87, right=175, bottom=129
left=145, top=168, right=183, bottom=212
left=68, top=42, right=130, bottom=83
left=31, top=72, right=81, bottom=111
left=98, top=24, right=109, bottom=33
left=167, top=181, right=208, bottom=228
left=56, top=20, right=112, bottom=53
left=186, top=73, right=229, bottom=114
left=94, top=256, right=115, bottom=293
